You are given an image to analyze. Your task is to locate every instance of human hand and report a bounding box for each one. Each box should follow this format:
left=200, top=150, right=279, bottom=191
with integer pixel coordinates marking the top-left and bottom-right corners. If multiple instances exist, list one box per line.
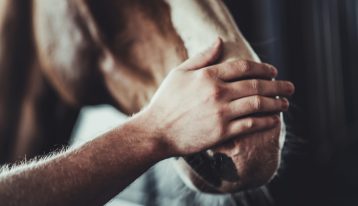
left=142, top=38, right=294, bottom=156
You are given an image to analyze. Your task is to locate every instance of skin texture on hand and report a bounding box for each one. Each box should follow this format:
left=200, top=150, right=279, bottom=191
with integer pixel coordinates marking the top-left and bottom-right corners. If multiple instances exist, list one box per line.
left=165, top=0, right=294, bottom=192
left=29, top=0, right=294, bottom=194
left=0, top=42, right=293, bottom=206
left=144, top=39, right=293, bottom=156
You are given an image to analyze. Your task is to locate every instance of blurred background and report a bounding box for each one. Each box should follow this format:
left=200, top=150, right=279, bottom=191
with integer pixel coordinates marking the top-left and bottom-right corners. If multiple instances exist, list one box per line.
left=224, top=0, right=358, bottom=205
left=62, top=0, right=358, bottom=205
left=1, top=0, right=358, bottom=206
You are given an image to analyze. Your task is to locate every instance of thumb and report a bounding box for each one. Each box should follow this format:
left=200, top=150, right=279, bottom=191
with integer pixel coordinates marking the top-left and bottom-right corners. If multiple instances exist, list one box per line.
left=178, top=37, right=223, bottom=71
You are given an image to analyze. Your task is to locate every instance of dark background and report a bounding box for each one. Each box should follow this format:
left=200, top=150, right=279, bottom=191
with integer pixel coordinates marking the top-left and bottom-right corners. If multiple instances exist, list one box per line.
left=224, top=0, right=358, bottom=206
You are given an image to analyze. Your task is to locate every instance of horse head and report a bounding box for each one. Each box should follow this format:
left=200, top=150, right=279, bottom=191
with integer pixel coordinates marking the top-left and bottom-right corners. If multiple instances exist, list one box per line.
left=32, top=0, right=285, bottom=193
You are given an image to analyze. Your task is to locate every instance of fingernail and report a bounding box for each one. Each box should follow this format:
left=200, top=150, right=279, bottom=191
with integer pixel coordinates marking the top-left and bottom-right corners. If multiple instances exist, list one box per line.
left=287, top=82, right=295, bottom=94
left=273, top=115, right=281, bottom=124
left=282, top=98, right=289, bottom=108
left=266, top=64, right=277, bottom=76
left=272, top=67, right=278, bottom=76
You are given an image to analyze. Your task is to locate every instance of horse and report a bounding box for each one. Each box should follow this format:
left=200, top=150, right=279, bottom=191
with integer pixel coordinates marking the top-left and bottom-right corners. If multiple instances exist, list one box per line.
left=0, top=0, right=286, bottom=196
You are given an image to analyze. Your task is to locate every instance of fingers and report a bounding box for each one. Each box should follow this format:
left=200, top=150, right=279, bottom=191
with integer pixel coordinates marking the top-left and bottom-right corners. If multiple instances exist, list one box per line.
left=207, top=60, right=277, bottom=81
left=224, top=115, right=280, bottom=139
left=178, top=37, right=223, bottom=71
left=226, top=96, right=289, bottom=120
left=223, top=79, right=295, bottom=100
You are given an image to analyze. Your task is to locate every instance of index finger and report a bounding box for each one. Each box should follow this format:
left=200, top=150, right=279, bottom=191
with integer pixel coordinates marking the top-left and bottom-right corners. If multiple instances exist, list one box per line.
left=207, top=60, right=278, bottom=82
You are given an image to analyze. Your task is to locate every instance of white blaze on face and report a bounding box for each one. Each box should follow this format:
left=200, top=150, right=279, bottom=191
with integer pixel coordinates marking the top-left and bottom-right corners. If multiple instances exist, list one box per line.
left=165, top=0, right=286, bottom=192
left=164, top=0, right=259, bottom=62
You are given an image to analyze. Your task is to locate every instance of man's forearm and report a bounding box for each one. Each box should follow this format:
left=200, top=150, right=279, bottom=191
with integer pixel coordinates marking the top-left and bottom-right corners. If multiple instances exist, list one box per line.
left=0, top=112, right=165, bottom=206
left=0, top=40, right=293, bottom=205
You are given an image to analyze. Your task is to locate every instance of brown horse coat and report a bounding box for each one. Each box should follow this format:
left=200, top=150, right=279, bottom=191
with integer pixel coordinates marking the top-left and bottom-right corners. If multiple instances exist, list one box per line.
left=0, top=0, right=285, bottom=193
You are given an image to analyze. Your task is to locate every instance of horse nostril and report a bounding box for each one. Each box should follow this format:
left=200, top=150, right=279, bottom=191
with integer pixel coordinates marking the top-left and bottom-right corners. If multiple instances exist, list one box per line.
left=183, top=152, right=241, bottom=189
left=212, top=153, right=240, bottom=182
left=184, top=152, right=222, bottom=187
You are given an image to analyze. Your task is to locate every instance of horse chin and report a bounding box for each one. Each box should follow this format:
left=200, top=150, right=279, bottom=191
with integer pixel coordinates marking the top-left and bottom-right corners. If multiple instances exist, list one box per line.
left=173, top=122, right=285, bottom=194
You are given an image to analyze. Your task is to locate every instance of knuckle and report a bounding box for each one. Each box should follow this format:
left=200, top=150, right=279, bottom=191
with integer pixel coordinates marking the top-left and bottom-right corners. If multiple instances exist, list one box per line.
left=237, top=60, right=251, bottom=73
left=251, top=95, right=263, bottom=111
left=216, top=123, right=226, bottom=137
left=200, top=69, right=220, bottom=81
left=206, top=68, right=218, bottom=78
left=213, top=112, right=226, bottom=136
left=210, top=84, right=224, bottom=100
left=250, top=79, right=261, bottom=93
left=279, top=81, right=287, bottom=90
left=197, top=69, right=211, bottom=80
left=216, top=104, right=227, bottom=119
left=245, top=118, right=256, bottom=130
left=270, top=81, right=280, bottom=93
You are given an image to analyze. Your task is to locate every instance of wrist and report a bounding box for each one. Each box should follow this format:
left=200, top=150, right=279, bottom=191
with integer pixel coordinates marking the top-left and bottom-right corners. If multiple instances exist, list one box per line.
left=130, top=109, right=173, bottom=160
